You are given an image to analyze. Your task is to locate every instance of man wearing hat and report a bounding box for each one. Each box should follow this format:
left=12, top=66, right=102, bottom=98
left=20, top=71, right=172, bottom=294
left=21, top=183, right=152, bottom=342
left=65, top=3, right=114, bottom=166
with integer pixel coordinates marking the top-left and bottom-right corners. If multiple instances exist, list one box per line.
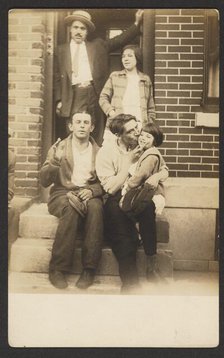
left=54, top=9, right=144, bottom=145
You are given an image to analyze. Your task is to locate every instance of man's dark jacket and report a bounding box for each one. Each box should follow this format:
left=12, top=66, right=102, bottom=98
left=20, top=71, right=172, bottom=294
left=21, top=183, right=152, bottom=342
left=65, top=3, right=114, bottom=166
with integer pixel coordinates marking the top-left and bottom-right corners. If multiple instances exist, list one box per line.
left=54, top=25, right=140, bottom=117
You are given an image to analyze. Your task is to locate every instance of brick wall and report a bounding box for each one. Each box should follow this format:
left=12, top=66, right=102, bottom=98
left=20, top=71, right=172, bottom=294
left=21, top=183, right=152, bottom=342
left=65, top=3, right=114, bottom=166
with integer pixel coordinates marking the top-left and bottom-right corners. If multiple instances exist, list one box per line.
left=154, top=9, right=219, bottom=178
left=8, top=9, right=219, bottom=199
left=8, top=10, right=46, bottom=197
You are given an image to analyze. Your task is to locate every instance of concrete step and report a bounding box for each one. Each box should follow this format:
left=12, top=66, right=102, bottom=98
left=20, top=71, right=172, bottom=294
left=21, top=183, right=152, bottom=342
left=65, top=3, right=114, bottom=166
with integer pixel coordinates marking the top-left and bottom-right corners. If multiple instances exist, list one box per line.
left=8, top=272, right=173, bottom=295
left=9, top=272, right=121, bottom=295
left=8, top=271, right=218, bottom=296
left=10, top=238, right=173, bottom=277
left=19, top=203, right=170, bottom=243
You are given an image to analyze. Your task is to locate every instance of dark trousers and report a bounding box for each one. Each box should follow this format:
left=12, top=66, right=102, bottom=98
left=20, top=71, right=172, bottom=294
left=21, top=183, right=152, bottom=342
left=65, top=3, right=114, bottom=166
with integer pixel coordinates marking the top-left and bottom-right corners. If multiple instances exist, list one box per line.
left=8, top=205, right=20, bottom=263
left=56, top=84, right=106, bottom=146
left=136, top=200, right=157, bottom=256
left=48, top=189, right=103, bottom=273
left=104, top=192, right=139, bottom=285
left=121, top=183, right=156, bottom=218
left=71, top=85, right=106, bottom=146
left=105, top=192, right=157, bottom=284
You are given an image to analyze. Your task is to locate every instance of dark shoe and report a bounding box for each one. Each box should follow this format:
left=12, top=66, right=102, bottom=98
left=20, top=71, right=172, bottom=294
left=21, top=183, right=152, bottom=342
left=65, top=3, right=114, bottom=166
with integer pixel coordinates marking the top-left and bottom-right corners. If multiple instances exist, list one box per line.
left=146, top=254, right=161, bottom=282
left=76, top=269, right=95, bottom=289
left=49, top=270, right=68, bottom=289
left=67, top=191, right=87, bottom=217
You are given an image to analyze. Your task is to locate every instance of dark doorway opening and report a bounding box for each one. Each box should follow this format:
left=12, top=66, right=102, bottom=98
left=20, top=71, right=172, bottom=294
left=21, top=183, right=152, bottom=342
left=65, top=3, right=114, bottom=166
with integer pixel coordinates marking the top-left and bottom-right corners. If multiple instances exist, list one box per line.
left=54, top=9, right=140, bottom=141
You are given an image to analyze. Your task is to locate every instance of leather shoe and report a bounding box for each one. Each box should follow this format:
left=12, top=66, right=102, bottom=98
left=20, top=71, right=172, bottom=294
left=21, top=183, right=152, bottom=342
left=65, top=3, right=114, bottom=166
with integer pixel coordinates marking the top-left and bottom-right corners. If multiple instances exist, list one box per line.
left=76, top=269, right=95, bottom=289
left=49, top=270, right=68, bottom=289
left=146, top=254, right=161, bottom=282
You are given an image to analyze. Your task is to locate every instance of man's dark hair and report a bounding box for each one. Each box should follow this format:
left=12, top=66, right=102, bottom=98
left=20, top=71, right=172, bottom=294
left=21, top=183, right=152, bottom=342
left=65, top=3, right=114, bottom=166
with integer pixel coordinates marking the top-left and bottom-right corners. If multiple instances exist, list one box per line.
left=122, top=45, right=143, bottom=71
left=141, top=123, right=164, bottom=147
left=109, top=114, right=137, bottom=136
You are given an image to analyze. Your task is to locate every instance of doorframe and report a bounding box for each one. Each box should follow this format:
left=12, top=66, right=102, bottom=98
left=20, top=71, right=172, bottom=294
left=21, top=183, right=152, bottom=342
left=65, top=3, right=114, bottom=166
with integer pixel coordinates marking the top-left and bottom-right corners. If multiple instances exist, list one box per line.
left=142, top=9, right=155, bottom=85
left=40, top=9, right=155, bottom=201
left=40, top=11, right=57, bottom=202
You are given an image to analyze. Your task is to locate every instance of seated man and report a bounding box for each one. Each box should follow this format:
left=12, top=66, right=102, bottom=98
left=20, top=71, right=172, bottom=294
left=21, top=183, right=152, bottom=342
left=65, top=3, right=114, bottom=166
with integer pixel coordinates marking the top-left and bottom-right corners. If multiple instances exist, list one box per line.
left=40, top=112, right=103, bottom=289
left=96, top=114, right=168, bottom=293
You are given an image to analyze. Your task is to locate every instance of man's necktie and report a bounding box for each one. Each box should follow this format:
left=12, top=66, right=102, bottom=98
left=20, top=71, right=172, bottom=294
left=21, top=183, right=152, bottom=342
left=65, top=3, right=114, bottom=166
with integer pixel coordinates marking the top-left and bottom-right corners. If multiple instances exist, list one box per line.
left=72, top=44, right=80, bottom=77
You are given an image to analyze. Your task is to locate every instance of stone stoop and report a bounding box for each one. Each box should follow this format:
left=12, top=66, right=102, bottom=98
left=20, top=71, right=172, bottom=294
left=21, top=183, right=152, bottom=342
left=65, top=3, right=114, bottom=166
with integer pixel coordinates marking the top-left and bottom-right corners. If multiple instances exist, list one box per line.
left=10, top=203, right=173, bottom=279
left=8, top=272, right=122, bottom=295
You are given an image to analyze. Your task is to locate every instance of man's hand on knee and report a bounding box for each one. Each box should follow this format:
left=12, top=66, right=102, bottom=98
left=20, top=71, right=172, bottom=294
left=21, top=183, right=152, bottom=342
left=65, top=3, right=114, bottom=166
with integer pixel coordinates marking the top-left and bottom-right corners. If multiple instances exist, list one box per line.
left=78, top=188, right=93, bottom=201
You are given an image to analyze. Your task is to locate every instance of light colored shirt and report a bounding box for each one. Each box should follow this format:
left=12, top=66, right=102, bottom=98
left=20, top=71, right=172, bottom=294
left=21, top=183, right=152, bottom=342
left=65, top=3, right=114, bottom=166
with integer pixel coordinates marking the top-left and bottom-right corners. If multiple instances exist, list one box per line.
left=71, top=141, right=93, bottom=187
left=122, top=72, right=142, bottom=128
left=96, top=139, right=166, bottom=215
left=70, top=40, right=93, bottom=85
left=96, top=136, right=132, bottom=191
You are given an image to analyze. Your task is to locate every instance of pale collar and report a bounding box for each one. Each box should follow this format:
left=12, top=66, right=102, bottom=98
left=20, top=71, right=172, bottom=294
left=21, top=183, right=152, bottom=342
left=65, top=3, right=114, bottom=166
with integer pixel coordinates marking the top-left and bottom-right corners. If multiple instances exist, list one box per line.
left=70, top=39, right=85, bottom=47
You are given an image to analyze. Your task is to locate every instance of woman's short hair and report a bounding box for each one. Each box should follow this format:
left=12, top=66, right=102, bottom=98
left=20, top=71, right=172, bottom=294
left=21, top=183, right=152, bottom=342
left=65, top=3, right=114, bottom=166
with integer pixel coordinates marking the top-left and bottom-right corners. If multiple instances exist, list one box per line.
left=122, top=45, right=143, bottom=71
left=141, top=123, right=164, bottom=147
left=109, top=113, right=137, bottom=136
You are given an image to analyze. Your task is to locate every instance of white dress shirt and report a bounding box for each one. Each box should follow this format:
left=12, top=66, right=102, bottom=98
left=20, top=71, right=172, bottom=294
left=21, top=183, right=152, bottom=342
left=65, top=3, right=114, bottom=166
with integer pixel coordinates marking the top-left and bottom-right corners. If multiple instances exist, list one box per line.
left=70, top=40, right=93, bottom=85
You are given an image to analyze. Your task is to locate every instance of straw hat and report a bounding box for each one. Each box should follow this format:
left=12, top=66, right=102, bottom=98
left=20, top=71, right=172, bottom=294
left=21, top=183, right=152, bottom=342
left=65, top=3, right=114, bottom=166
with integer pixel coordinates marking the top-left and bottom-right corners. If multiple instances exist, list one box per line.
left=64, top=10, right=95, bottom=32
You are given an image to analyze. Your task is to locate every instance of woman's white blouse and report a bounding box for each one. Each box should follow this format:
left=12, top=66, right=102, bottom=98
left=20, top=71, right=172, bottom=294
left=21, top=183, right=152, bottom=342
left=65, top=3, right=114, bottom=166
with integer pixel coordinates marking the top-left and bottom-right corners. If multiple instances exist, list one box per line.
left=122, top=72, right=142, bottom=128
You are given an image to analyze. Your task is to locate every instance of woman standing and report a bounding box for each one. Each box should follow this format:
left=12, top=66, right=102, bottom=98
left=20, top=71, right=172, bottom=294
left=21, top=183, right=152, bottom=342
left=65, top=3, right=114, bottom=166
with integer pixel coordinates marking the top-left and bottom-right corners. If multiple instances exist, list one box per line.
left=99, top=45, right=156, bottom=140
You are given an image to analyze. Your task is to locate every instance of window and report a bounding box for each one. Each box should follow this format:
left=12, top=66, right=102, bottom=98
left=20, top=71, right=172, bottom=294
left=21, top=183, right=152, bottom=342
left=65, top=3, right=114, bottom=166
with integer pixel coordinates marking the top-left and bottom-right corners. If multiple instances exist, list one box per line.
left=201, top=9, right=219, bottom=112
left=106, top=26, right=140, bottom=73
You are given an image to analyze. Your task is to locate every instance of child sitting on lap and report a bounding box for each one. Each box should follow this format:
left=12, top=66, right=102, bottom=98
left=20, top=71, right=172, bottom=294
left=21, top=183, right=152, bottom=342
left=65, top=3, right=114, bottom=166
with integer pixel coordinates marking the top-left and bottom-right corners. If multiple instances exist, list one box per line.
left=119, top=123, right=168, bottom=218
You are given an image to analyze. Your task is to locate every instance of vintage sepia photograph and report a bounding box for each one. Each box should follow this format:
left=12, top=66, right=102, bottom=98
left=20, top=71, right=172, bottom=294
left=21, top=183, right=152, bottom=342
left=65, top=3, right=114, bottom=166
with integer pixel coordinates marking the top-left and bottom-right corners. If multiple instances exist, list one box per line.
left=7, top=7, right=219, bottom=348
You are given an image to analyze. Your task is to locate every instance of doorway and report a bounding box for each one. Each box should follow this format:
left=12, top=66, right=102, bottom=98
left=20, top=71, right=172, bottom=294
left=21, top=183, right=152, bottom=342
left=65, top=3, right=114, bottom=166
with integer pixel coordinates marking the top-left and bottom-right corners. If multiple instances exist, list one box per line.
left=41, top=8, right=154, bottom=202
left=53, top=9, right=140, bottom=141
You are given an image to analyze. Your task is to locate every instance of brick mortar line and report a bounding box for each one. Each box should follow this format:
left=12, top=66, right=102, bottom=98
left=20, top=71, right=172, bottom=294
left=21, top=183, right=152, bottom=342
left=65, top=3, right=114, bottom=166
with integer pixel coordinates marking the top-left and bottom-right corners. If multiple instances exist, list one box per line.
left=155, top=15, right=204, bottom=17
left=156, top=29, right=204, bottom=31
left=165, top=153, right=217, bottom=156
left=155, top=53, right=204, bottom=55
left=155, top=67, right=203, bottom=69
left=155, top=97, right=202, bottom=99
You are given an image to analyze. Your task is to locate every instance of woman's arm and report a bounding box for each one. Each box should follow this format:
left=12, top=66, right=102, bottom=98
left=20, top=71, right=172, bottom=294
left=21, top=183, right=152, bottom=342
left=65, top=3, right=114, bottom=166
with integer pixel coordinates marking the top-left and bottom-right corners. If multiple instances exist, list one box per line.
left=99, top=75, right=114, bottom=116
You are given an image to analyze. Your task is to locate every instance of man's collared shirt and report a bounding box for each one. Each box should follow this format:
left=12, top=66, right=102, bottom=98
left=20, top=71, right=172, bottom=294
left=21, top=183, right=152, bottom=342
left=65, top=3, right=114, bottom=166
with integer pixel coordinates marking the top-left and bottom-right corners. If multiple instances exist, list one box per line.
left=70, top=40, right=93, bottom=85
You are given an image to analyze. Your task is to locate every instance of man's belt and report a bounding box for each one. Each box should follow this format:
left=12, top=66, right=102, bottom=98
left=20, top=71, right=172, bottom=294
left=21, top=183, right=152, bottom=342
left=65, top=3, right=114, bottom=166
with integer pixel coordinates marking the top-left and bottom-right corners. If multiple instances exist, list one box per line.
left=72, top=81, right=93, bottom=88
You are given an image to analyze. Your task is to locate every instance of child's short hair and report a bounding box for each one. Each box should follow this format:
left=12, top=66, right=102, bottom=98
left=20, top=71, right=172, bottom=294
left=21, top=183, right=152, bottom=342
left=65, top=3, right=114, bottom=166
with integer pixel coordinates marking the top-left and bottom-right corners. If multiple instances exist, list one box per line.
left=141, top=123, right=164, bottom=147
